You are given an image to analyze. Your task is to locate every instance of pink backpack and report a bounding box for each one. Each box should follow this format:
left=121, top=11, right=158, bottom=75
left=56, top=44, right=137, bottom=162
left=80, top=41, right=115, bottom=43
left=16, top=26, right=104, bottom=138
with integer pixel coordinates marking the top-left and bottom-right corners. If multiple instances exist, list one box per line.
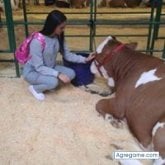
left=15, top=32, right=45, bottom=64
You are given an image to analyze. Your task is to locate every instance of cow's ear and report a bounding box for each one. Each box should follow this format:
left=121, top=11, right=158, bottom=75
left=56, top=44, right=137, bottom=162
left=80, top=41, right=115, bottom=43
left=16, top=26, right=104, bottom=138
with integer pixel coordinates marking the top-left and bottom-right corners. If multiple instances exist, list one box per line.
left=125, top=42, right=138, bottom=50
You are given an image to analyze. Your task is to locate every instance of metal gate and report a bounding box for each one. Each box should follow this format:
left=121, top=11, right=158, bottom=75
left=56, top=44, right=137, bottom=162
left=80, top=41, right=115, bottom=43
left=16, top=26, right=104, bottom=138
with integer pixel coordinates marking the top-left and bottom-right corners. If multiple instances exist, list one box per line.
left=0, top=0, right=164, bottom=77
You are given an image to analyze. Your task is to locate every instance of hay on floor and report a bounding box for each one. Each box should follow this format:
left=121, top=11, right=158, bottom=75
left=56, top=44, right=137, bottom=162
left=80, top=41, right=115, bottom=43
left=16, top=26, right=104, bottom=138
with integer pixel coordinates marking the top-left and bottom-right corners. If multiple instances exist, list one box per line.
left=0, top=78, right=152, bottom=165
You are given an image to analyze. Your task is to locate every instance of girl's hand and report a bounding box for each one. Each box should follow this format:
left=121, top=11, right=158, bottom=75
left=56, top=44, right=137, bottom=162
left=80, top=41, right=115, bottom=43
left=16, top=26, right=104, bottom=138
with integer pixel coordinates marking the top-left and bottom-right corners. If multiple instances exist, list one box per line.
left=58, top=73, right=70, bottom=83
left=85, top=52, right=96, bottom=62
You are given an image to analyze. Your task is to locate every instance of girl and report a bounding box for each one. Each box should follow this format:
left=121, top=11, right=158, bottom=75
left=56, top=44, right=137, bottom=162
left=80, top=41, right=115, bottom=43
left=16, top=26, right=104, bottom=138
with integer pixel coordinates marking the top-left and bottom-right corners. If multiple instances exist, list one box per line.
left=23, top=10, right=95, bottom=101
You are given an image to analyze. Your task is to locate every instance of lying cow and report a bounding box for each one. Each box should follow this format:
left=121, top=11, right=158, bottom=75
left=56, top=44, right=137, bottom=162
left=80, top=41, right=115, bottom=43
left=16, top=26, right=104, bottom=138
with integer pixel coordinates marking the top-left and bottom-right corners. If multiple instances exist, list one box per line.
left=90, top=36, right=165, bottom=165
left=125, top=0, right=142, bottom=7
left=55, top=0, right=70, bottom=8
left=109, top=0, right=142, bottom=7
left=98, top=0, right=143, bottom=7
left=70, top=0, right=89, bottom=8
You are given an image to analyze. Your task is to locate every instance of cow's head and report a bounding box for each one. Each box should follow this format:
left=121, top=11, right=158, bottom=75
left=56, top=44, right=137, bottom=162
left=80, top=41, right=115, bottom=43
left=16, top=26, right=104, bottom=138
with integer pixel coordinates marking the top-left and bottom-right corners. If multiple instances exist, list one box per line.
left=90, top=36, right=137, bottom=79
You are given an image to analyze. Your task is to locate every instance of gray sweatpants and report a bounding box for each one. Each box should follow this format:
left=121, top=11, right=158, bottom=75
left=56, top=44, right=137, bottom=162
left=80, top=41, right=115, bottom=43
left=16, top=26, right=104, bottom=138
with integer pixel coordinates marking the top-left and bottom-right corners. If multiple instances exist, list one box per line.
left=23, top=65, right=75, bottom=93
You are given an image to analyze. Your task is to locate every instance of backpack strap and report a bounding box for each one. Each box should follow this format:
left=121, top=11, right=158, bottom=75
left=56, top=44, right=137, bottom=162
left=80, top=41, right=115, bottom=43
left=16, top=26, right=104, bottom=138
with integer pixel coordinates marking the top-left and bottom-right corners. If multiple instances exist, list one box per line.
left=33, top=32, right=45, bottom=51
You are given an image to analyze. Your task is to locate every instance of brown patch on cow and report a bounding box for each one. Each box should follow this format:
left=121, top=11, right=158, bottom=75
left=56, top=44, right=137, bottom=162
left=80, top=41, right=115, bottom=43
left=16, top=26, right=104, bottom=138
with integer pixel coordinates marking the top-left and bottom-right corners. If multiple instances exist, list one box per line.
left=109, top=0, right=126, bottom=8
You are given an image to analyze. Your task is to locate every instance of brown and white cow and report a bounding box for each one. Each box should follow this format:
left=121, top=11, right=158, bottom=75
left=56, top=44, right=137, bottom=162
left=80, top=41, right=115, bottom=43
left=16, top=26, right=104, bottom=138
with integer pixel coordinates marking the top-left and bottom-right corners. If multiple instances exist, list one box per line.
left=55, top=0, right=70, bottom=8
left=90, top=36, right=165, bottom=165
left=98, top=0, right=142, bottom=7
left=70, top=0, right=89, bottom=8
left=98, top=0, right=157, bottom=8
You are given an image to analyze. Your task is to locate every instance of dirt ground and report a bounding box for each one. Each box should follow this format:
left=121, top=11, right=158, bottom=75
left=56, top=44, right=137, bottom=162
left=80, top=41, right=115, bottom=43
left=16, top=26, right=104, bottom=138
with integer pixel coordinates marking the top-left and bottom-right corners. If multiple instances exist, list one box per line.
left=0, top=78, right=153, bottom=165
left=0, top=5, right=165, bottom=165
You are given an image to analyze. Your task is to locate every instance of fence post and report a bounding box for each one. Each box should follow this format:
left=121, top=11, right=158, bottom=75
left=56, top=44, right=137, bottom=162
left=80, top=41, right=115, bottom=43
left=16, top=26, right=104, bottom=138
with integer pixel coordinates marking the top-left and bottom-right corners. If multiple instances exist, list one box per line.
left=146, top=5, right=154, bottom=54
left=89, top=0, right=95, bottom=51
left=22, top=0, right=29, bottom=37
left=149, top=0, right=163, bottom=55
left=4, top=0, right=20, bottom=77
left=153, top=0, right=163, bottom=40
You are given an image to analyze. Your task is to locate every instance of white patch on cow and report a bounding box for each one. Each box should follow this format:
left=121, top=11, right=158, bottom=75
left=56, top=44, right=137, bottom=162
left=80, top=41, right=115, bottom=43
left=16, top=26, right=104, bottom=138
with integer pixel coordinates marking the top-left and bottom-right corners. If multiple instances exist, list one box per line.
left=100, top=66, right=109, bottom=79
left=90, top=61, right=103, bottom=77
left=124, top=3, right=127, bottom=7
left=135, top=68, right=162, bottom=88
left=152, top=122, right=165, bottom=136
left=90, top=61, right=99, bottom=75
left=153, top=157, right=165, bottom=165
left=96, top=36, right=112, bottom=54
left=90, top=61, right=109, bottom=79
left=119, top=159, right=143, bottom=165
left=108, top=77, right=115, bottom=87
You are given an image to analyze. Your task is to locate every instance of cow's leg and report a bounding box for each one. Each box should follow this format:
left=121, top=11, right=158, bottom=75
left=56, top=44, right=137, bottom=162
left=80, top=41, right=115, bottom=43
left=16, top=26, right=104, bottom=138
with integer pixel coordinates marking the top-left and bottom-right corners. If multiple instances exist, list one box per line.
left=152, top=118, right=165, bottom=165
left=96, top=98, right=125, bottom=119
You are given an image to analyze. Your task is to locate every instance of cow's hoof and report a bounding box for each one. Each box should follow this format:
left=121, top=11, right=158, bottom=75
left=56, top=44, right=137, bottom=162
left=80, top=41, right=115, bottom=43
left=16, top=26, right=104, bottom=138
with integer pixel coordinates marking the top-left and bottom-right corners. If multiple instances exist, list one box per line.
left=110, top=119, right=124, bottom=128
left=96, top=103, right=106, bottom=118
left=96, top=107, right=106, bottom=118
left=96, top=99, right=108, bottom=118
left=104, top=114, right=124, bottom=128
left=99, top=91, right=111, bottom=97
left=82, top=83, right=112, bottom=97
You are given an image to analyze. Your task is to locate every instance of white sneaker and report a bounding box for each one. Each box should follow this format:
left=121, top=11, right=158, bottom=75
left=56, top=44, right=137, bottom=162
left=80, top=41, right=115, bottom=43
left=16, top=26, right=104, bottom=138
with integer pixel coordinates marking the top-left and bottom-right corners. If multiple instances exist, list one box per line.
left=28, top=85, right=45, bottom=101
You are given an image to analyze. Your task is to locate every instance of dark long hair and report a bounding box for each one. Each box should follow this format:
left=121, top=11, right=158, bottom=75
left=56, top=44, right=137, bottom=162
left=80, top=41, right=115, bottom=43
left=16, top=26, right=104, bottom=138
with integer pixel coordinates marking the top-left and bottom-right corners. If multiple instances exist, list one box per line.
left=40, top=10, right=67, bottom=55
